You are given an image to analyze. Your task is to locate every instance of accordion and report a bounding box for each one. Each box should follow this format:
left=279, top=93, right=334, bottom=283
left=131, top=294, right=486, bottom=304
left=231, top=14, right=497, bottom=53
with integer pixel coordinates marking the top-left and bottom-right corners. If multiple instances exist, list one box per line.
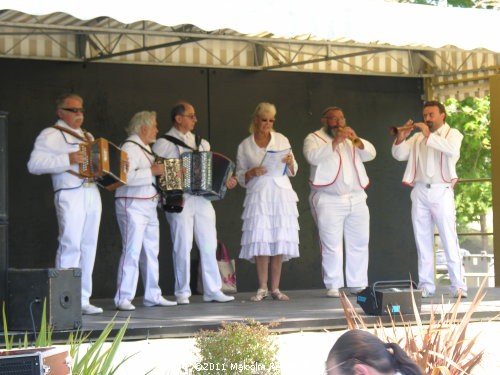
left=156, top=158, right=184, bottom=212
left=157, top=151, right=235, bottom=201
left=79, top=138, right=128, bottom=191
left=182, top=151, right=235, bottom=201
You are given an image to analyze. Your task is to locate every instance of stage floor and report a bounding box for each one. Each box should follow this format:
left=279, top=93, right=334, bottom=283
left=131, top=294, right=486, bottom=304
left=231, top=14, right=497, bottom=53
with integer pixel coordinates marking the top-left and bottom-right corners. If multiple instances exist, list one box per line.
left=8, top=286, right=499, bottom=343
left=43, top=285, right=497, bottom=343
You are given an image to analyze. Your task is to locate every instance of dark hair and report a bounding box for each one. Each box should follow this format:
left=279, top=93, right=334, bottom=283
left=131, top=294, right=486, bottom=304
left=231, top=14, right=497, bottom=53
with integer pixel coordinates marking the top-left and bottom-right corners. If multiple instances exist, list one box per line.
left=326, top=330, right=423, bottom=375
left=56, top=93, right=83, bottom=109
left=423, top=100, right=446, bottom=121
left=170, top=101, right=191, bottom=123
left=321, top=106, right=343, bottom=117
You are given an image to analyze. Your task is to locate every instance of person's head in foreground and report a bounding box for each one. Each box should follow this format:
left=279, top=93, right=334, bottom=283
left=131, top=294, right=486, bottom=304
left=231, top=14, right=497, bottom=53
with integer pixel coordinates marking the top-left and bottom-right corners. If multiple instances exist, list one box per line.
left=326, top=330, right=423, bottom=375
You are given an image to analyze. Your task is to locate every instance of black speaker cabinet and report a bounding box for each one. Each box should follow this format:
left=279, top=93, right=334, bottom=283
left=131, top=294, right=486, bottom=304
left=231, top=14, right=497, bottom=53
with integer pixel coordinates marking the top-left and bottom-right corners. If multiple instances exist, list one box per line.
left=0, top=352, right=43, bottom=375
left=0, top=225, right=7, bottom=304
left=0, top=111, right=7, bottom=223
left=7, top=268, right=82, bottom=330
left=0, top=347, right=71, bottom=375
left=356, top=280, right=422, bottom=316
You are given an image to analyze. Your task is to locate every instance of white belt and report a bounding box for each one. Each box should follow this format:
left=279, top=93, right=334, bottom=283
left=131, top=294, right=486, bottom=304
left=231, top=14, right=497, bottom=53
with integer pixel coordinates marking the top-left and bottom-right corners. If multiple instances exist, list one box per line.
left=83, top=179, right=96, bottom=188
left=416, top=182, right=450, bottom=189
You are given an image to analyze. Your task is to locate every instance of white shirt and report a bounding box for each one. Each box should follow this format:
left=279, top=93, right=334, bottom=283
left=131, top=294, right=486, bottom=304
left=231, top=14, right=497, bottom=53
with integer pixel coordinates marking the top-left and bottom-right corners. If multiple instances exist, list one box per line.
left=115, top=134, right=158, bottom=199
left=27, top=119, right=95, bottom=191
left=235, top=132, right=298, bottom=191
left=392, top=123, right=462, bottom=187
left=152, top=126, right=210, bottom=159
left=303, top=127, right=376, bottom=195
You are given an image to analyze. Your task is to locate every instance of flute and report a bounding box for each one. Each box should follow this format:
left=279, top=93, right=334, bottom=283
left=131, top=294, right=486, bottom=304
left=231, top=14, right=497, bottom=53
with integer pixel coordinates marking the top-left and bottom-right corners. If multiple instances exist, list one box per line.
left=389, top=124, right=415, bottom=137
left=333, top=126, right=364, bottom=149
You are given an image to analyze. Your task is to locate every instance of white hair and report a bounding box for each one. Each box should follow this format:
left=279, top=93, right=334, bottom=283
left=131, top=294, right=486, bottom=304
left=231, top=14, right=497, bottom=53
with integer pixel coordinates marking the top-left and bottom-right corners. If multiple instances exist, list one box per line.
left=126, top=111, right=157, bottom=135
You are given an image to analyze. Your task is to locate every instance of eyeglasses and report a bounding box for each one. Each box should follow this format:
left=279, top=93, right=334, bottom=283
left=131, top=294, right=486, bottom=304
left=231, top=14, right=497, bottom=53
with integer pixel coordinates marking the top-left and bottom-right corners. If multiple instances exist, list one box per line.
left=61, top=107, right=85, bottom=114
left=182, top=114, right=197, bottom=119
left=323, top=116, right=345, bottom=122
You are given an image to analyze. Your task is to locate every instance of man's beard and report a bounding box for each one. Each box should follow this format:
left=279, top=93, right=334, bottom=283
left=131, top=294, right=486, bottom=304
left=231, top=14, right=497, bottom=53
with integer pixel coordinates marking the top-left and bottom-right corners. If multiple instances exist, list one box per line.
left=323, top=125, right=340, bottom=138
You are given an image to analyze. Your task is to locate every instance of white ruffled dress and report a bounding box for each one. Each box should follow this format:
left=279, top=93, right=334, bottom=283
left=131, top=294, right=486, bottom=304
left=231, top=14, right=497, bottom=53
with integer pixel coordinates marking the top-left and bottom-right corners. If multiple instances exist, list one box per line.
left=235, top=132, right=300, bottom=262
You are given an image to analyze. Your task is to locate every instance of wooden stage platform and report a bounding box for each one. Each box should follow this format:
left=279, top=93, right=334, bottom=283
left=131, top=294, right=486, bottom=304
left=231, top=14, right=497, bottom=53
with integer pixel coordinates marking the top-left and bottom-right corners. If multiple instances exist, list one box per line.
left=6, top=286, right=500, bottom=343
left=41, top=285, right=500, bottom=343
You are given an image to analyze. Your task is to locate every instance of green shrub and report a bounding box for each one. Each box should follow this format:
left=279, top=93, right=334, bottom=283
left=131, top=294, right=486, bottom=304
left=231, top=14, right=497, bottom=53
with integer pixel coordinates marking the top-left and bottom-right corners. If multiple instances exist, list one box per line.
left=189, top=319, right=280, bottom=375
left=2, top=301, right=144, bottom=375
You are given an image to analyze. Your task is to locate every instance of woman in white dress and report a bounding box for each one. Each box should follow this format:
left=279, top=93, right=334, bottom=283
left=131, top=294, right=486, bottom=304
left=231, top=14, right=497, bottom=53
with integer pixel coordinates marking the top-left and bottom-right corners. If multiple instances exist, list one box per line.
left=235, top=102, right=300, bottom=301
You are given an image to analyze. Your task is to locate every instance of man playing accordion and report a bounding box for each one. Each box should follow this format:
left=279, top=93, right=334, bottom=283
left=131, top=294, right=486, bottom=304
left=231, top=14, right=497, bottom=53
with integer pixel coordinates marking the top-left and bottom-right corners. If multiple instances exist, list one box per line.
left=153, top=102, right=236, bottom=305
left=27, top=93, right=103, bottom=315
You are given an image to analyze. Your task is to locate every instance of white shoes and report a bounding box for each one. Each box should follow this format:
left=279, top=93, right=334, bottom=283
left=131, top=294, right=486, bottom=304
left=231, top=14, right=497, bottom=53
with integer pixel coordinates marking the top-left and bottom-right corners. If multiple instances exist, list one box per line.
left=82, top=304, right=103, bottom=315
left=144, top=296, right=177, bottom=307
left=453, top=288, right=468, bottom=298
left=421, top=288, right=434, bottom=298
left=116, top=302, right=136, bottom=311
left=177, top=297, right=190, bottom=305
left=349, top=287, right=365, bottom=295
left=326, top=289, right=340, bottom=298
left=203, top=293, right=235, bottom=303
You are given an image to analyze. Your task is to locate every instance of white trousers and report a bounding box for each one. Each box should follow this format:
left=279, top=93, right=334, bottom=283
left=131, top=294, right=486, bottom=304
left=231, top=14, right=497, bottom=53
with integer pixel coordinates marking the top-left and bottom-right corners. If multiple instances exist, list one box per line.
left=411, top=183, right=467, bottom=293
left=166, top=195, right=222, bottom=298
left=54, top=185, right=101, bottom=305
left=114, top=198, right=163, bottom=306
left=309, top=191, right=369, bottom=290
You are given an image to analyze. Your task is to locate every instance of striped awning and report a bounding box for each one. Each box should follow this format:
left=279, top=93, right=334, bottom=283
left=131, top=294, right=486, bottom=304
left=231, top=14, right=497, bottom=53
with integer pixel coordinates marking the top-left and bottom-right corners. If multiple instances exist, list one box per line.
left=1, top=0, right=499, bottom=100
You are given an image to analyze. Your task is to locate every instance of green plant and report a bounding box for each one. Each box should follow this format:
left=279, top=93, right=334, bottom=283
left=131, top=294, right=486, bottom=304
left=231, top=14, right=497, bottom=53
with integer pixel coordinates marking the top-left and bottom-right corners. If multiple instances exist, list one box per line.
left=71, top=316, right=135, bottom=375
left=189, top=319, right=281, bottom=375
left=2, top=299, right=53, bottom=350
left=2, top=302, right=14, bottom=350
left=339, top=279, right=486, bottom=374
left=35, top=299, right=53, bottom=348
left=2, top=301, right=144, bottom=375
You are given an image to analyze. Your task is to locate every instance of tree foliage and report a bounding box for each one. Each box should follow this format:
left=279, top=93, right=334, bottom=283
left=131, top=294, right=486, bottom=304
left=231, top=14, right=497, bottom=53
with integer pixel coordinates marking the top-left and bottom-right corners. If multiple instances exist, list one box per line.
left=445, top=96, right=491, bottom=229
left=393, top=0, right=500, bottom=8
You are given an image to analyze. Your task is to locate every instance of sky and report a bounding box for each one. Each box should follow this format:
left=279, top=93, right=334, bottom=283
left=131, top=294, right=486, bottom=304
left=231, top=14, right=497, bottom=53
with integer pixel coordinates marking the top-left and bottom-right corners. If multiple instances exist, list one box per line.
left=1, top=0, right=500, bottom=51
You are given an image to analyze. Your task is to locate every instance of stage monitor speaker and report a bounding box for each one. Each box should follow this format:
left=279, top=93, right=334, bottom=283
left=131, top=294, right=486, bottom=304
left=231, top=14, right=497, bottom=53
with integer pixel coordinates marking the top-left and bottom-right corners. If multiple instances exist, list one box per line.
left=0, top=111, right=7, bottom=223
left=0, top=225, right=7, bottom=304
left=7, top=268, right=82, bottom=330
left=356, top=280, right=421, bottom=316
left=0, top=347, right=71, bottom=375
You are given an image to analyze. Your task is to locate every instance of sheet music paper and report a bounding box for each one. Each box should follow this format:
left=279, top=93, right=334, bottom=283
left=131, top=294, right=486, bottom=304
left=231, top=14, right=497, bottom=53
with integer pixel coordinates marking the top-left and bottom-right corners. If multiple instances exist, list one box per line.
left=260, top=148, right=291, bottom=177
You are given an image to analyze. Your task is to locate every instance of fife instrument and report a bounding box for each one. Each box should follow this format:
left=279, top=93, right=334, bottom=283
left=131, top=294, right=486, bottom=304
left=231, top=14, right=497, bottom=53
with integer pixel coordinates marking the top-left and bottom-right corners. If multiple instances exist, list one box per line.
left=389, top=124, right=415, bottom=137
left=332, top=126, right=364, bottom=149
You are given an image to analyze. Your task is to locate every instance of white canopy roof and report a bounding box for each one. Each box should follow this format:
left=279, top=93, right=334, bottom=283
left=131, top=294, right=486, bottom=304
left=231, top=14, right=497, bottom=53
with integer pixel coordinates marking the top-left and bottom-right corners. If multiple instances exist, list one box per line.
left=2, top=0, right=500, bottom=52
left=1, top=0, right=499, bottom=100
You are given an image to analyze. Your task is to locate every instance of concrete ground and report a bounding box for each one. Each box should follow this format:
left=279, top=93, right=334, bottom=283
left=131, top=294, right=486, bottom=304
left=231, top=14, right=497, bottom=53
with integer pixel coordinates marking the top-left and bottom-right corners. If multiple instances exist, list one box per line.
left=77, top=321, right=500, bottom=374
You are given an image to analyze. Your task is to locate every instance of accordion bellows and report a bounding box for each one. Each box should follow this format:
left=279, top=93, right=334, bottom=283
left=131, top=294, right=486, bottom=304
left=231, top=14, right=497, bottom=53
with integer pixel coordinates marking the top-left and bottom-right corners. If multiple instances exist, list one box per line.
left=79, top=138, right=128, bottom=191
left=157, top=151, right=235, bottom=201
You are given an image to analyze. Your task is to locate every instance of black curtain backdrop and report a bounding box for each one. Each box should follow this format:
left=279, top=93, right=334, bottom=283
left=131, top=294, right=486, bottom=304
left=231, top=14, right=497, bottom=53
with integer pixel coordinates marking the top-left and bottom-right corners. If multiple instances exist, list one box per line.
left=1, top=58, right=422, bottom=298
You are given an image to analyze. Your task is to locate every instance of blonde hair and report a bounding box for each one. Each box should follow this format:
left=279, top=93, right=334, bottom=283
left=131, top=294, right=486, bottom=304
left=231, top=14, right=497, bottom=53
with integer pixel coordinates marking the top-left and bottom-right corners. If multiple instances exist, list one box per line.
left=126, top=111, right=157, bottom=135
left=249, top=102, right=277, bottom=133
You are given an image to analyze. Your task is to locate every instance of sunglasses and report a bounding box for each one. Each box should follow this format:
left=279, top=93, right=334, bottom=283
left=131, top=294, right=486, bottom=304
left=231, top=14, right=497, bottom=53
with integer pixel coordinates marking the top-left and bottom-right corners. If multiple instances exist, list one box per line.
left=61, top=107, right=85, bottom=114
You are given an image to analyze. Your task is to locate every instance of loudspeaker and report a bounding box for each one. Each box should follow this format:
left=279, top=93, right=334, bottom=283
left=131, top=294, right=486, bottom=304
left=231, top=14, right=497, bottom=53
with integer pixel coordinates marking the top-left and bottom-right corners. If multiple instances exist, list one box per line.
left=356, top=280, right=422, bottom=316
left=0, top=225, right=7, bottom=304
left=0, top=347, right=70, bottom=375
left=0, top=112, right=7, bottom=305
left=7, top=268, right=82, bottom=330
left=0, top=111, right=7, bottom=223
left=0, top=352, right=42, bottom=375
